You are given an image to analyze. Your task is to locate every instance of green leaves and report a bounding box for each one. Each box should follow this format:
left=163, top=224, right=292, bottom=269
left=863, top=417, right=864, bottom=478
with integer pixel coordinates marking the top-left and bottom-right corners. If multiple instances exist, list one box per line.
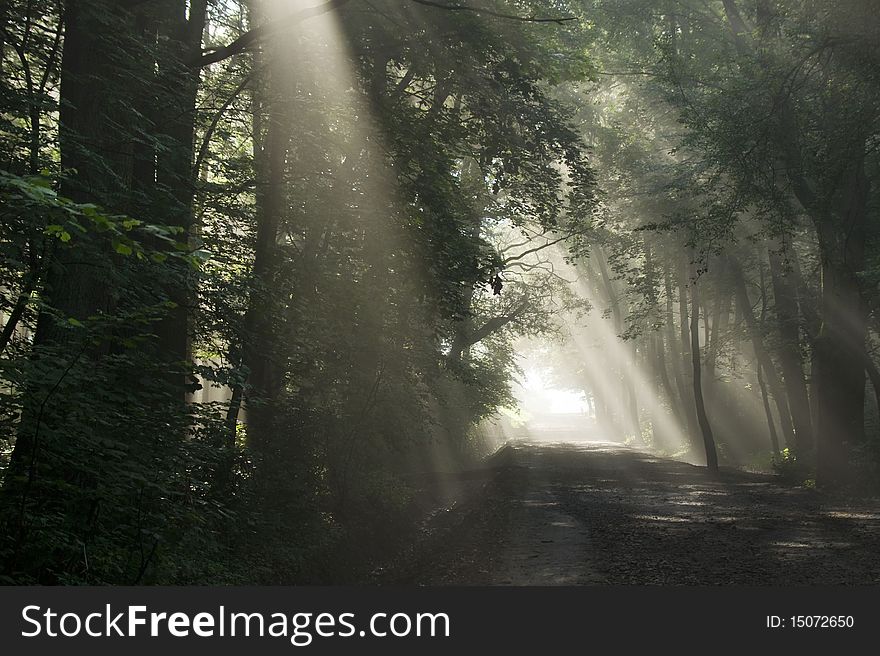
left=113, top=240, right=133, bottom=256
left=2, top=170, right=212, bottom=272
left=45, top=224, right=71, bottom=242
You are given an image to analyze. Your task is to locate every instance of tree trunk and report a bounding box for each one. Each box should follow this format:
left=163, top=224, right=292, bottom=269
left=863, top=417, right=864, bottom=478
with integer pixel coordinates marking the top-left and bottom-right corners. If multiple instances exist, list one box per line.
left=676, top=260, right=701, bottom=450
left=864, top=351, right=880, bottom=421
left=812, top=170, right=869, bottom=486
left=665, top=263, right=697, bottom=446
left=628, top=339, right=641, bottom=441
left=223, top=6, right=267, bottom=454
left=729, top=258, right=796, bottom=450
left=240, top=31, right=294, bottom=457
left=654, top=331, right=685, bottom=433
left=689, top=267, right=718, bottom=471
left=757, top=360, right=781, bottom=456
left=706, top=278, right=731, bottom=381
left=6, top=0, right=133, bottom=482
left=788, top=253, right=821, bottom=440
left=153, top=0, right=208, bottom=396
left=767, top=246, right=813, bottom=454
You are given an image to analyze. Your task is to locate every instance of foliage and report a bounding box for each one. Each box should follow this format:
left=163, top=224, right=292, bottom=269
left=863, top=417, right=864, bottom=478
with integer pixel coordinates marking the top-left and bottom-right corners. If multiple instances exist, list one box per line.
left=0, top=0, right=598, bottom=583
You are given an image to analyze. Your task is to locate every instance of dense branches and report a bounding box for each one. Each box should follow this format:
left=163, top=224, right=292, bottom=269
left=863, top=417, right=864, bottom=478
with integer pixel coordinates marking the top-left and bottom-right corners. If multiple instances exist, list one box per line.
left=0, top=0, right=595, bottom=583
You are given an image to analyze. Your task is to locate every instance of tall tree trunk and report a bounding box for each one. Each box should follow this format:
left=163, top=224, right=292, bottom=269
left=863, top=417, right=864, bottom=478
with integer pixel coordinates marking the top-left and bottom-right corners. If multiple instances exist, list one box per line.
left=863, top=351, right=880, bottom=422
left=757, top=360, right=781, bottom=456
left=153, top=0, right=208, bottom=396
left=757, top=259, right=782, bottom=456
left=811, top=164, right=869, bottom=485
left=654, top=331, right=685, bottom=433
left=676, top=260, right=701, bottom=451
left=677, top=260, right=691, bottom=373
left=767, top=245, right=813, bottom=454
left=222, top=6, right=267, bottom=461
left=6, top=0, right=134, bottom=482
left=689, top=266, right=718, bottom=471
left=628, top=339, right=641, bottom=441
left=240, top=27, right=294, bottom=459
left=665, top=263, right=697, bottom=445
left=706, top=273, right=731, bottom=381
left=729, top=257, right=796, bottom=450
left=3, top=0, right=157, bottom=578
left=788, top=253, right=821, bottom=439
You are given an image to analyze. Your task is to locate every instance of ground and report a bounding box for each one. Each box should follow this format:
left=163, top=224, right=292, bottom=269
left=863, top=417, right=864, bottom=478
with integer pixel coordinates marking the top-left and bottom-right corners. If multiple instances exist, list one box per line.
left=380, top=440, right=880, bottom=585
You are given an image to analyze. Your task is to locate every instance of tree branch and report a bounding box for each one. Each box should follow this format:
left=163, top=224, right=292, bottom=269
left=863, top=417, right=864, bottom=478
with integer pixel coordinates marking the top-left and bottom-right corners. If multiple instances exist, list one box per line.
left=193, top=0, right=577, bottom=69
left=192, top=73, right=253, bottom=183
left=466, top=299, right=530, bottom=346
left=409, top=0, right=577, bottom=24
left=502, top=232, right=574, bottom=265
left=193, top=0, right=353, bottom=68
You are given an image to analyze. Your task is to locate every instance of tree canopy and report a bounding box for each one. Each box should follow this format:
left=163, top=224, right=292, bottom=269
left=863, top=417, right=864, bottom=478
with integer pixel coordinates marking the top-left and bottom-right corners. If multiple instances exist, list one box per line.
left=1, top=0, right=879, bottom=585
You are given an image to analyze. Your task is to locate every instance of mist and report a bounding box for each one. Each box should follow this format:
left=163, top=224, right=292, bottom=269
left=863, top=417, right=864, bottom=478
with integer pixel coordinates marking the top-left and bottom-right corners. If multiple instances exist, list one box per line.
left=2, top=0, right=879, bottom=587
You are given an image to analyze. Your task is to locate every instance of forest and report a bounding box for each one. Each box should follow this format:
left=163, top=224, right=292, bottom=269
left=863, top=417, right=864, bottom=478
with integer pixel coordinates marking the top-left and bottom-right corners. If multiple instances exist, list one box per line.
left=1, top=0, right=879, bottom=586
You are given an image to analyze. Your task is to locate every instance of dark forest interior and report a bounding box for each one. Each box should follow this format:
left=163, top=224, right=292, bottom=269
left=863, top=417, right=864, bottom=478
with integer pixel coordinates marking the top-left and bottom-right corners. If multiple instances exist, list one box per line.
left=1, top=0, right=880, bottom=585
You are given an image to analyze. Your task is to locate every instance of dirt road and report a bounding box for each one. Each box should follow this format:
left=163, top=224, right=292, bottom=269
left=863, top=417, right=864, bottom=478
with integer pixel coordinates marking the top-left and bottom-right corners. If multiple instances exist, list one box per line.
left=385, top=440, right=880, bottom=585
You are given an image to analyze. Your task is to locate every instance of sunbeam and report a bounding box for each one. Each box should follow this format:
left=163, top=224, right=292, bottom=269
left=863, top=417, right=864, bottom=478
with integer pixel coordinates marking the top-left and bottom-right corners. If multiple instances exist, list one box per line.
left=4, top=0, right=880, bottom=595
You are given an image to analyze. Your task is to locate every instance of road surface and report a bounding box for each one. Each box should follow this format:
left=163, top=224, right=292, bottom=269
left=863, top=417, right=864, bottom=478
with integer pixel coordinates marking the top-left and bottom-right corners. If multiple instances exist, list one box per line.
left=384, top=440, right=880, bottom=585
